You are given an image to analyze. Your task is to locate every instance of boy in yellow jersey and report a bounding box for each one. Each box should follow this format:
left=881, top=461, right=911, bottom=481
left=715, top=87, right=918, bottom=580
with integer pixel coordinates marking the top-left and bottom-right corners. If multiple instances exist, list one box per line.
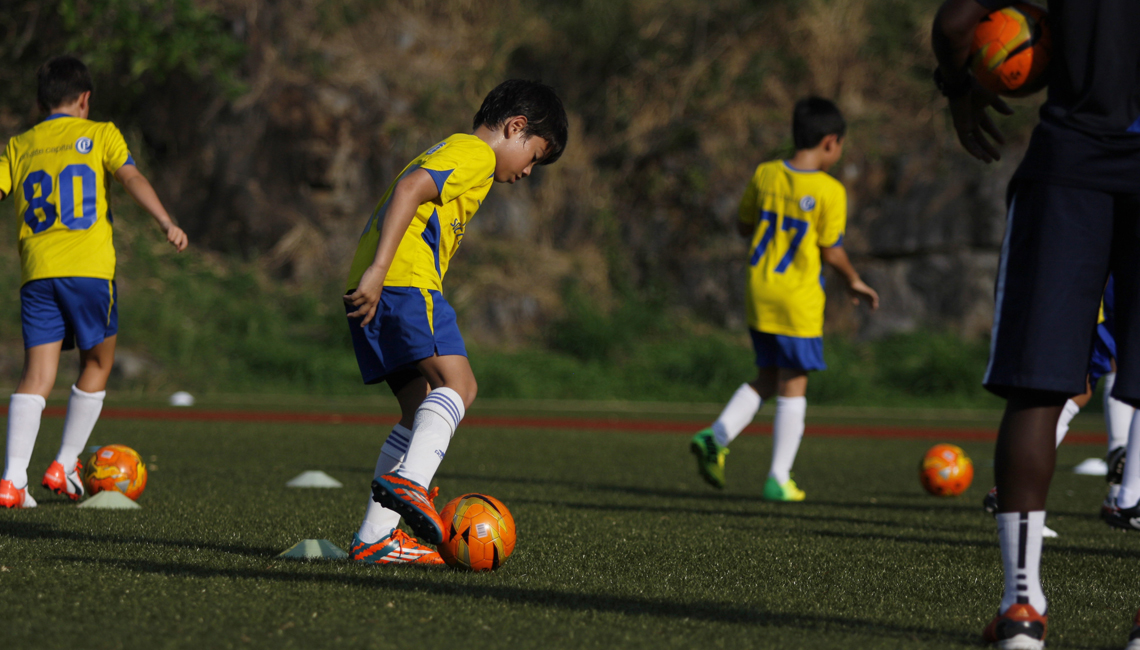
left=342, top=80, right=567, bottom=564
left=0, top=56, right=187, bottom=509
left=690, top=97, right=878, bottom=500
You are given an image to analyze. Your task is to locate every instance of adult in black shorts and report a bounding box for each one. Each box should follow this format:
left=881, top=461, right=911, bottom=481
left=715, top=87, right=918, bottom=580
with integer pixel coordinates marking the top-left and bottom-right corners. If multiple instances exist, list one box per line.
left=933, top=1, right=1140, bottom=648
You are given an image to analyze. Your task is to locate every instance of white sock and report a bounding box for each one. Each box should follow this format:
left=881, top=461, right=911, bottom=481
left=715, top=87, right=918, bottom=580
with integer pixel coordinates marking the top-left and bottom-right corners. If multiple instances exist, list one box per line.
left=768, top=396, right=807, bottom=484
left=997, top=511, right=1047, bottom=614
left=1105, top=373, right=1134, bottom=452
left=1116, top=410, right=1140, bottom=509
left=2, top=394, right=46, bottom=488
left=55, top=385, right=105, bottom=470
left=396, top=387, right=464, bottom=488
left=711, top=383, right=761, bottom=447
left=1054, top=398, right=1079, bottom=447
left=358, top=424, right=411, bottom=544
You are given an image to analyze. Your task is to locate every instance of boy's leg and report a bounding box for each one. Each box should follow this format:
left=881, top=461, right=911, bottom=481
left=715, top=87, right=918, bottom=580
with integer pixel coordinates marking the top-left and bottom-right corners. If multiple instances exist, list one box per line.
left=768, top=369, right=807, bottom=485
left=1, top=342, right=62, bottom=508
left=50, top=337, right=114, bottom=476
left=711, top=373, right=769, bottom=447
left=358, top=375, right=428, bottom=544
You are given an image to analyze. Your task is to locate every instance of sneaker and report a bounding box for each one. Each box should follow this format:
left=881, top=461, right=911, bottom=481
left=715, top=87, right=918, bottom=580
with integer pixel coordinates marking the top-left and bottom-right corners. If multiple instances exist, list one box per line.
left=689, top=428, right=728, bottom=489
left=41, top=460, right=84, bottom=501
left=1103, top=484, right=1122, bottom=521
left=1108, top=446, right=1126, bottom=485
left=349, top=529, right=444, bottom=565
left=982, top=603, right=1047, bottom=650
left=1105, top=502, right=1140, bottom=531
left=371, top=475, right=444, bottom=545
left=983, top=486, right=999, bottom=514
left=0, top=479, right=37, bottom=509
left=1126, top=608, right=1140, bottom=650
left=763, top=477, right=806, bottom=502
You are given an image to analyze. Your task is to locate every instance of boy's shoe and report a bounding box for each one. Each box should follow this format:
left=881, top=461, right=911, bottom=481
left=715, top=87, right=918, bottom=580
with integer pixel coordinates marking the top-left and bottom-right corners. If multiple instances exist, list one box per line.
left=1107, top=446, right=1127, bottom=485
left=983, top=487, right=999, bottom=514
left=982, top=603, right=1047, bottom=649
left=1105, top=502, right=1140, bottom=531
left=371, top=475, right=444, bottom=545
left=349, top=529, right=444, bottom=565
left=1125, top=608, right=1140, bottom=650
left=689, top=429, right=728, bottom=489
left=1103, top=484, right=1122, bottom=520
left=0, top=480, right=37, bottom=509
left=763, top=477, right=806, bottom=502
left=42, top=460, right=84, bottom=501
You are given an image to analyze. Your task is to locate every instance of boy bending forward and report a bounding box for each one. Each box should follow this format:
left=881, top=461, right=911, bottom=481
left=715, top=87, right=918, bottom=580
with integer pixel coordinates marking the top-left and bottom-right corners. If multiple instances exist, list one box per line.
left=343, top=80, right=567, bottom=564
left=0, top=56, right=187, bottom=508
left=691, top=97, right=878, bottom=500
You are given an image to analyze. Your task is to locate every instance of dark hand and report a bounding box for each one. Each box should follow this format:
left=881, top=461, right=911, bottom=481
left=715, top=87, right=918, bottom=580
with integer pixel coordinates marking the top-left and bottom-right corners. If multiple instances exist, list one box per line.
left=949, top=81, right=1014, bottom=163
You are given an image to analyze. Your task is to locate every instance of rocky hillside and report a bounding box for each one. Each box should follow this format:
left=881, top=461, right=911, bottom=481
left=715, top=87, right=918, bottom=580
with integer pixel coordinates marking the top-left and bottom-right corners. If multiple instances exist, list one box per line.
left=1, top=0, right=1042, bottom=347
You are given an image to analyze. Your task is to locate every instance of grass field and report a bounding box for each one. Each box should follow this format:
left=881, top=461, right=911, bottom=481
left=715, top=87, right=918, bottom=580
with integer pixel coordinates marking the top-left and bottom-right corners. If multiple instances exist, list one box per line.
left=1, top=404, right=1136, bottom=649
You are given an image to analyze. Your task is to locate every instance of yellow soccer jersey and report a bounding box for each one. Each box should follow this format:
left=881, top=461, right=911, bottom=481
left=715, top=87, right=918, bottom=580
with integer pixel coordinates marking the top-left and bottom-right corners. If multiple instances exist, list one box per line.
left=346, top=133, right=495, bottom=293
left=739, top=160, right=847, bottom=338
left=0, top=115, right=133, bottom=285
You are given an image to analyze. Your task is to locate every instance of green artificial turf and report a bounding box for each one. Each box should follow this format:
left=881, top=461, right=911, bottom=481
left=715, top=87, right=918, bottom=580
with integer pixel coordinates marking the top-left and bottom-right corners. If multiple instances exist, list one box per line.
left=0, top=414, right=1135, bottom=649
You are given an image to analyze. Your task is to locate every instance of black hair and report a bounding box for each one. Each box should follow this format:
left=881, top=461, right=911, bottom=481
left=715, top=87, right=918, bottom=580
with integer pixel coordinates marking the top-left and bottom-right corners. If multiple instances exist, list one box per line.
left=37, top=55, right=94, bottom=113
left=792, top=97, right=846, bottom=150
left=473, top=79, right=568, bottom=165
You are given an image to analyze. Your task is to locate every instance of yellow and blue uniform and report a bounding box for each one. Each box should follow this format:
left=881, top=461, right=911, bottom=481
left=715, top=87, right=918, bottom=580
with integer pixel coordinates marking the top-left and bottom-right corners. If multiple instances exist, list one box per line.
left=346, top=134, right=496, bottom=384
left=738, top=160, right=847, bottom=370
left=0, top=114, right=134, bottom=350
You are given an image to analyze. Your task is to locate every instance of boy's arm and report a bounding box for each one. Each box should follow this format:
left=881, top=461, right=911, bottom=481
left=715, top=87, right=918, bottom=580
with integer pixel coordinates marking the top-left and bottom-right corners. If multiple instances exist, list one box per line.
left=343, top=168, right=441, bottom=325
left=932, top=0, right=1014, bottom=163
left=113, top=165, right=188, bottom=252
left=820, top=245, right=879, bottom=310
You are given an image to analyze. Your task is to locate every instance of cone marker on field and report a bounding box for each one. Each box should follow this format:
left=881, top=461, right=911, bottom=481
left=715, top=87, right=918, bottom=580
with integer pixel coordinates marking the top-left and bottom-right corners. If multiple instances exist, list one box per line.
left=286, top=471, right=342, bottom=488
left=1073, top=458, right=1108, bottom=476
left=77, top=491, right=141, bottom=510
left=278, top=539, right=347, bottom=560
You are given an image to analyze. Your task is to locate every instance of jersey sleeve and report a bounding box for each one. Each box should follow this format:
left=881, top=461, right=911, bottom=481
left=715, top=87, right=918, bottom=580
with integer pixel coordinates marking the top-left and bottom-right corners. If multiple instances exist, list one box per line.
left=816, top=182, right=847, bottom=248
left=738, top=173, right=760, bottom=227
left=0, top=142, right=12, bottom=199
left=420, top=139, right=496, bottom=204
left=101, top=122, right=134, bottom=174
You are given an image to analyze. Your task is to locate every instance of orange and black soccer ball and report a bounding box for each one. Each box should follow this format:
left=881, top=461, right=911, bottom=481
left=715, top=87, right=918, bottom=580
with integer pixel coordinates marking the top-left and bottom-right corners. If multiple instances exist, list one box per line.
left=83, top=444, right=148, bottom=501
left=920, top=443, right=974, bottom=497
left=970, top=3, right=1051, bottom=97
left=438, top=493, right=515, bottom=571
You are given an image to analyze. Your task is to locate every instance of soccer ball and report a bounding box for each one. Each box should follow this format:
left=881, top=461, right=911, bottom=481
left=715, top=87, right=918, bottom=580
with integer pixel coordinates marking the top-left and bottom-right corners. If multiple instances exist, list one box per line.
left=920, top=443, right=974, bottom=497
left=438, top=493, right=516, bottom=571
left=970, top=3, right=1051, bottom=97
left=83, top=444, right=148, bottom=501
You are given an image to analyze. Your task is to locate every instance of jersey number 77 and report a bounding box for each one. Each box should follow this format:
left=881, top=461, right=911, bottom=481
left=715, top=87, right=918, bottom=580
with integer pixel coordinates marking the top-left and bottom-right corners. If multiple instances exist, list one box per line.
left=749, top=210, right=807, bottom=273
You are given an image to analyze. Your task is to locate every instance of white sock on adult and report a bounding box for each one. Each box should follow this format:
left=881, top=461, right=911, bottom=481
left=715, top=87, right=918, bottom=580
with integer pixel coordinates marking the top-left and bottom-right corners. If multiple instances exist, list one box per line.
left=1116, top=410, right=1140, bottom=510
left=55, top=385, right=105, bottom=470
left=711, top=383, right=761, bottom=447
left=768, top=396, right=807, bottom=484
left=1054, top=398, right=1079, bottom=448
left=358, top=424, right=411, bottom=544
left=1104, top=373, right=1135, bottom=452
left=2, top=394, right=47, bottom=488
left=396, top=387, right=464, bottom=488
left=996, top=511, right=1048, bottom=614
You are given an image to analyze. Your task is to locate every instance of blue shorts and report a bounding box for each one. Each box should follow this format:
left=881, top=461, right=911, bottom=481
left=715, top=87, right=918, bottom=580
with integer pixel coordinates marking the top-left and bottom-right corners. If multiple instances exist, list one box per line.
left=21, top=278, right=118, bottom=351
left=750, top=330, right=826, bottom=371
left=347, top=286, right=467, bottom=385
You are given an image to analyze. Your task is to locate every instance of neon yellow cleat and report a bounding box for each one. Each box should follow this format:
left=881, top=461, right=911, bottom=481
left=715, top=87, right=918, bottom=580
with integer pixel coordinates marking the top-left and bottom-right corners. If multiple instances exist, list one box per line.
left=689, top=429, right=728, bottom=489
left=763, top=477, right=805, bottom=502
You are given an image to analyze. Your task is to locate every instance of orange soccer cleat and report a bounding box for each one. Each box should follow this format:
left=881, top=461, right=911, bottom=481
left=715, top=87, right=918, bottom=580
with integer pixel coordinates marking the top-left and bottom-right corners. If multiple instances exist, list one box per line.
left=371, top=475, right=444, bottom=545
left=42, top=460, right=84, bottom=501
left=0, top=479, right=37, bottom=509
left=983, top=603, right=1047, bottom=650
left=349, top=529, right=444, bottom=565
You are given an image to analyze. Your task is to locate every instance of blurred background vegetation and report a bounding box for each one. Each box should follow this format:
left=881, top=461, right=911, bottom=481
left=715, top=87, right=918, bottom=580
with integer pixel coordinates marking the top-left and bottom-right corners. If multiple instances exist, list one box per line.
left=0, top=0, right=1049, bottom=408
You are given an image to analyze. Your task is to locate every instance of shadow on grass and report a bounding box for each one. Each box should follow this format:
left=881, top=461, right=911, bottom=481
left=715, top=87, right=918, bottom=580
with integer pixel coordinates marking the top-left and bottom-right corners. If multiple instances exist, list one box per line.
left=0, top=519, right=282, bottom=558
left=812, top=528, right=1140, bottom=561
left=52, top=553, right=978, bottom=646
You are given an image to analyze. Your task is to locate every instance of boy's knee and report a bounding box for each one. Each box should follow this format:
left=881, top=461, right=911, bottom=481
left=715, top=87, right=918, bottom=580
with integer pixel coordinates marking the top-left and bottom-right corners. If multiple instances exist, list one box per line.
left=461, top=379, right=477, bottom=410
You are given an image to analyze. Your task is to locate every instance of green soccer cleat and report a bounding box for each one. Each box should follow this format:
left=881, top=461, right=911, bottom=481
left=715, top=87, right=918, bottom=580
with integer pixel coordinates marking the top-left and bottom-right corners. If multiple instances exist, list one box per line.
left=763, top=477, right=806, bottom=502
left=690, top=428, right=729, bottom=489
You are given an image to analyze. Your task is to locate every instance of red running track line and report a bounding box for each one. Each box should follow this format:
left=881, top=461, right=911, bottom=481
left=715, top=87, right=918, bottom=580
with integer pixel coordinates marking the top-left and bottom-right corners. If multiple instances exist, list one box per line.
left=0, top=405, right=1108, bottom=443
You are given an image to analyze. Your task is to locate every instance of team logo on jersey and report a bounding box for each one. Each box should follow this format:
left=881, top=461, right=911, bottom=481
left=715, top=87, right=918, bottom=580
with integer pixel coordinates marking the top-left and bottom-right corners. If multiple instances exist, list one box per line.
left=799, top=195, right=816, bottom=212
left=75, top=137, right=93, bottom=154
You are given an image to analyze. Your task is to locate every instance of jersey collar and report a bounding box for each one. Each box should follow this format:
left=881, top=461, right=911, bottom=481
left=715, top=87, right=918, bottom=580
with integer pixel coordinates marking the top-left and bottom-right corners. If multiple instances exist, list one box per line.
left=783, top=160, right=821, bottom=173
left=43, top=113, right=72, bottom=122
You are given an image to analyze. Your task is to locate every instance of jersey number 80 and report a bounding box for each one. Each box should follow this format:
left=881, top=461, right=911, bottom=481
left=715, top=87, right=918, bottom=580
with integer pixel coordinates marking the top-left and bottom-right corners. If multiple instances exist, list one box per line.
left=23, top=164, right=98, bottom=234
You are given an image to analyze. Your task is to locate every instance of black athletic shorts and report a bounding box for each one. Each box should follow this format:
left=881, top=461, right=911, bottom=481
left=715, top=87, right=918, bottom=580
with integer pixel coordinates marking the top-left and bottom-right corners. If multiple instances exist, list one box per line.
left=984, top=179, right=1140, bottom=405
